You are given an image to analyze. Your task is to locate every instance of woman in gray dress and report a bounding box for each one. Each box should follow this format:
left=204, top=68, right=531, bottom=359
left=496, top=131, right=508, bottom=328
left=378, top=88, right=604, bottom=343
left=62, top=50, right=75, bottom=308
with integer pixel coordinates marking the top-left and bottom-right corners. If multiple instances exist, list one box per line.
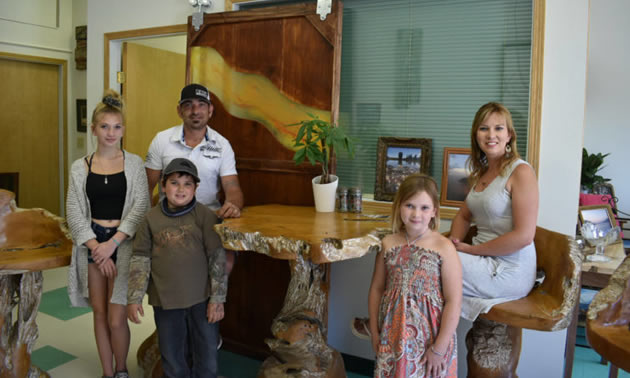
left=449, top=102, right=539, bottom=321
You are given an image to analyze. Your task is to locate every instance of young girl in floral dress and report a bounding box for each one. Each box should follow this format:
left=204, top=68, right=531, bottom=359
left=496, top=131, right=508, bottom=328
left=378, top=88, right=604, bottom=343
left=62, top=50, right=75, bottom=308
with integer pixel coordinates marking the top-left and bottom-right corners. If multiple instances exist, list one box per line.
left=368, top=174, right=462, bottom=377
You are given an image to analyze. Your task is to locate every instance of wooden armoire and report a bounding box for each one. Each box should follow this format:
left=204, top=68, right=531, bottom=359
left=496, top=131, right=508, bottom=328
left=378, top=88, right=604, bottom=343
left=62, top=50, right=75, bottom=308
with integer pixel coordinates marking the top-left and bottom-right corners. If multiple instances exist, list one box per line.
left=185, top=2, right=343, bottom=358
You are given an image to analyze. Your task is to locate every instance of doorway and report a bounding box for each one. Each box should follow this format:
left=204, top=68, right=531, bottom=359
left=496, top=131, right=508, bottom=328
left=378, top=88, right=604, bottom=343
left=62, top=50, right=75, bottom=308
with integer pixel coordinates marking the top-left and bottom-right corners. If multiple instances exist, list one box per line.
left=101, top=26, right=187, bottom=160
left=0, top=53, right=67, bottom=215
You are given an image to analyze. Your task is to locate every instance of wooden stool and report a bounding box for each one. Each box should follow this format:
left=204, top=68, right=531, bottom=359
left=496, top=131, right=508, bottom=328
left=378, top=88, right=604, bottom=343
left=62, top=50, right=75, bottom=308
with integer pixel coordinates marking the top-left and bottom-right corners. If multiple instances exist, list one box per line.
left=464, top=226, right=581, bottom=377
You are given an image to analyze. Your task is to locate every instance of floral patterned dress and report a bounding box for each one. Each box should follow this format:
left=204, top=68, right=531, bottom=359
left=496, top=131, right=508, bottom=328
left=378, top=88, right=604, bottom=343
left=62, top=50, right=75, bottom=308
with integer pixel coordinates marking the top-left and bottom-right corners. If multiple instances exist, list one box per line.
left=375, top=244, right=457, bottom=378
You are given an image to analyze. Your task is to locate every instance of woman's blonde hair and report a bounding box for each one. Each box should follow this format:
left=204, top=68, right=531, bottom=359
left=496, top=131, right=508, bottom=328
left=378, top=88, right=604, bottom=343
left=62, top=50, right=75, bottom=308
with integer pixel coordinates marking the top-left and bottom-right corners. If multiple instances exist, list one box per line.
left=91, top=89, right=124, bottom=127
left=391, top=173, right=440, bottom=233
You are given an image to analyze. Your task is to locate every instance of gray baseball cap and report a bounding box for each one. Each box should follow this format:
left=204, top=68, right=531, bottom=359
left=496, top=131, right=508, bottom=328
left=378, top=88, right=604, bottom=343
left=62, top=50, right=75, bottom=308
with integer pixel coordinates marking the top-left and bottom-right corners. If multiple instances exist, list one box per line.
left=163, top=158, right=200, bottom=183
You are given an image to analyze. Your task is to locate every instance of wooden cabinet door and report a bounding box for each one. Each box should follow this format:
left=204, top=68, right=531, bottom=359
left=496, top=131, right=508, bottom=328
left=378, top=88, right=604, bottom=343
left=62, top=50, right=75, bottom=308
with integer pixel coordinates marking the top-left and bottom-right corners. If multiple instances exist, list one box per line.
left=186, top=1, right=343, bottom=358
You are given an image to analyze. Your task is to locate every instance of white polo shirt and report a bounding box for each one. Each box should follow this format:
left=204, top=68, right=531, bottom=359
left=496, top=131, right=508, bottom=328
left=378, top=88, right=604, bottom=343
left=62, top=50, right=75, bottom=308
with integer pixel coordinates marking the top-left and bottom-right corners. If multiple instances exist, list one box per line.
left=145, top=124, right=237, bottom=211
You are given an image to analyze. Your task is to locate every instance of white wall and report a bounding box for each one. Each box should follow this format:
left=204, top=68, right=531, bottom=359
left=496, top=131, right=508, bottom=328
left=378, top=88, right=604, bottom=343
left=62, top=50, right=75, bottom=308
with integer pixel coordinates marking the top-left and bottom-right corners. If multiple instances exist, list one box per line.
left=583, top=0, right=630, bottom=215
left=0, top=0, right=85, bottom=173
left=521, top=1, right=589, bottom=377
left=132, top=35, right=187, bottom=55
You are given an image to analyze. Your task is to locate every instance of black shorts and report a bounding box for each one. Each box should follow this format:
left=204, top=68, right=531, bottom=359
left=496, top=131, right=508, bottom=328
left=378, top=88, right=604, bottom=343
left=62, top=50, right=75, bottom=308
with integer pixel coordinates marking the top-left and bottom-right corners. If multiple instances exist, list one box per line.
left=87, top=222, right=118, bottom=264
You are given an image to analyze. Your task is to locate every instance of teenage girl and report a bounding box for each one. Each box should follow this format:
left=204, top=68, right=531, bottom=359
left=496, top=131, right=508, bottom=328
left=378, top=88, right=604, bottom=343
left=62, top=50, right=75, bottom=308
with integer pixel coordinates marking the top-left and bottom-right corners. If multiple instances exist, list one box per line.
left=66, top=90, right=149, bottom=378
left=368, top=174, right=462, bottom=377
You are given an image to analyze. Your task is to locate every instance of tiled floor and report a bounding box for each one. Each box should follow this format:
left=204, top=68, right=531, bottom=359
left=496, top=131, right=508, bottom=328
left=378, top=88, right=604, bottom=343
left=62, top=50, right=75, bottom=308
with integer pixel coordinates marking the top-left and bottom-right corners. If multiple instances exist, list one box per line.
left=32, top=267, right=372, bottom=377
left=31, top=266, right=628, bottom=377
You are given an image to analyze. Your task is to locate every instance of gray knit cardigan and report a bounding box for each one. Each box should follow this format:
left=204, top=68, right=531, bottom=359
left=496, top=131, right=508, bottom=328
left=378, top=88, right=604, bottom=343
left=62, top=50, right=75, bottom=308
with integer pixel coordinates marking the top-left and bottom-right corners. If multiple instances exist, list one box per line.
left=66, top=151, right=150, bottom=307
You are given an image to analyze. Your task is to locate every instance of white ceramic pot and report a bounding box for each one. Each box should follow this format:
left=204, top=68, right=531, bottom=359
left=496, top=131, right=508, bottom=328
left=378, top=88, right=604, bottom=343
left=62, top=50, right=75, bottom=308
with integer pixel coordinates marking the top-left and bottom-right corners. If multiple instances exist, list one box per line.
left=312, top=174, right=338, bottom=212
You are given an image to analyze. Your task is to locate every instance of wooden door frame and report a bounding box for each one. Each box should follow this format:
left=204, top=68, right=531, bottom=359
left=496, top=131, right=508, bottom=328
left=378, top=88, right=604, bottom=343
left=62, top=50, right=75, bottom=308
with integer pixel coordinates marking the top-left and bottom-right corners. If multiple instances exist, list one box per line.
left=104, top=24, right=188, bottom=92
left=0, top=52, right=68, bottom=211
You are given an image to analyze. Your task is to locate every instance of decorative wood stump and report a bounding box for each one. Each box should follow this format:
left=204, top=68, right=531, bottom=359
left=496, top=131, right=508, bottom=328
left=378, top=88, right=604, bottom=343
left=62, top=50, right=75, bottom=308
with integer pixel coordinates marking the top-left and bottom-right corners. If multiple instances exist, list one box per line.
left=586, top=254, right=630, bottom=373
left=0, top=190, right=72, bottom=378
left=215, top=204, right=387, bottom=377
left=463, top=226, right=581, bottom=378
left=137, top=330, right=162, bottom=378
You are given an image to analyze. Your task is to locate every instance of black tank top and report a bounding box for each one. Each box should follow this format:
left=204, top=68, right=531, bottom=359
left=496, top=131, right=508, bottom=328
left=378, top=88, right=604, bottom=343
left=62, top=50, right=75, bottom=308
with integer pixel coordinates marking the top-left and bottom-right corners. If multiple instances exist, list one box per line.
left=86, top=153, right=127, bottom=220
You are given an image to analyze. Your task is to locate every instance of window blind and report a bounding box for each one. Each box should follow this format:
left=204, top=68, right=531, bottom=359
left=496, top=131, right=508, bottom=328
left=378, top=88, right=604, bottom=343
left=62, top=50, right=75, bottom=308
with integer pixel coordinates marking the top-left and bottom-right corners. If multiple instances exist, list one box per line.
left=336, top=0, right=533, bottom=195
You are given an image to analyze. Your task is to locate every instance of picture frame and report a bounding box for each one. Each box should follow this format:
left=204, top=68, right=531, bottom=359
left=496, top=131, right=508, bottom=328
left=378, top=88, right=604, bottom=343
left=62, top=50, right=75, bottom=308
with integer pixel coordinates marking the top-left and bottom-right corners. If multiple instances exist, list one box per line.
left=592, top=183, right=616, bottom=199
left=578, top=204, right=619, bottom=242
left=440, top=147, right=472, bottom=207
left=374, top=137, right=432, bottom=201
left=76, top=99, right=87, bottom=132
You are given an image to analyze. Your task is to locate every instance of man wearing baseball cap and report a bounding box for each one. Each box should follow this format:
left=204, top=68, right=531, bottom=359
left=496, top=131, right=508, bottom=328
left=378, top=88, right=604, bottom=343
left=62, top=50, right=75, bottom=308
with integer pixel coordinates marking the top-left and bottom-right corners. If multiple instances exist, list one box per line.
left=145, top=83, right=243, bottom=219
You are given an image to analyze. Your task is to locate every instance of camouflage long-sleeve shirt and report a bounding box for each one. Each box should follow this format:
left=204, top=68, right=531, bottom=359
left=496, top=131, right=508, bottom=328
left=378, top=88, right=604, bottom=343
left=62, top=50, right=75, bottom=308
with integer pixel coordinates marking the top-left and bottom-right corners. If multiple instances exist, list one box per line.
left=127, top=202, right=227, bottom=310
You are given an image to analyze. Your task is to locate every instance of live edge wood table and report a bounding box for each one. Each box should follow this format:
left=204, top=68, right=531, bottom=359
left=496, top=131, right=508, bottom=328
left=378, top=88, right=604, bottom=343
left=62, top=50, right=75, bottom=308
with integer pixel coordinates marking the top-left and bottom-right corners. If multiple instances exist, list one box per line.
left=0, top=189, right=72, bottom=378
left=564, top=242, right=626, bottom=378
left=214, top=203, right=390, bottom=377
left=586, top=254, right=630, bottom=377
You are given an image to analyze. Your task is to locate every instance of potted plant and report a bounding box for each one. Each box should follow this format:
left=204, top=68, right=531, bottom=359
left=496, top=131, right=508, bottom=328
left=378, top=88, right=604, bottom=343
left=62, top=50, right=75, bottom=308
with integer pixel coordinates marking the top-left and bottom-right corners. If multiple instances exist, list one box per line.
left=292, top=114, right=355, bottom=212
left=580, top=148, right=610, bottom=193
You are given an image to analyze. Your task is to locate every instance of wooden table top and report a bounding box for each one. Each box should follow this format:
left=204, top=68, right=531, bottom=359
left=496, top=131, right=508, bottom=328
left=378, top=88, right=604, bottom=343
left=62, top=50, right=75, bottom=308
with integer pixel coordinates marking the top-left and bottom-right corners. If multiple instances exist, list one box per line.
left=215, top=202, right=392, bottom=263
left=581, top=242, right=627, bottom=288
left=0, top=190, right=72, bottom=273
left=582, top=242, right=626, bottom=276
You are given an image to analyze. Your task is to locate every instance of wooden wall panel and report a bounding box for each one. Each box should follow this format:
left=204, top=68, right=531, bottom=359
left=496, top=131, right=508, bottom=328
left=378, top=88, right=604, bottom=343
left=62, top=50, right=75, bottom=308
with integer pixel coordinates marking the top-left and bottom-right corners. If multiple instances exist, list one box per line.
left=187, top=1, right=343, bottom=358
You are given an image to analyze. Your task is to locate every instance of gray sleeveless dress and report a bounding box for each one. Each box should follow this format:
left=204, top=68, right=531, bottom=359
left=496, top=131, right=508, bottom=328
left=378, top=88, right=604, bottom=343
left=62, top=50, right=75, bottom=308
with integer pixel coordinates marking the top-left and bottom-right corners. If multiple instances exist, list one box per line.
left=458, top=159, right=537, bottom=321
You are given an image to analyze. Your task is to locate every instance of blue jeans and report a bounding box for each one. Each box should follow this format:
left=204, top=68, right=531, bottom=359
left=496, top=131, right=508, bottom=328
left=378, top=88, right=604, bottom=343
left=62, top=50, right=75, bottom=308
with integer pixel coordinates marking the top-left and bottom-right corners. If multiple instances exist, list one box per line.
left=153, top=300, right=219, bottom=378
left=87, top=222, right=118, bottom=263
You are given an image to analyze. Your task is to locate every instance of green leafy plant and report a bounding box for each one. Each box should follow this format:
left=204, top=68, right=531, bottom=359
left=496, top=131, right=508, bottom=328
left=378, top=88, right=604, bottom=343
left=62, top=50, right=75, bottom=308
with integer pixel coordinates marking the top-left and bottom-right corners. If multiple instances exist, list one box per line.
left=581, top=148, right=610, bottom=192
left=292, top=114, right=355, bottom=184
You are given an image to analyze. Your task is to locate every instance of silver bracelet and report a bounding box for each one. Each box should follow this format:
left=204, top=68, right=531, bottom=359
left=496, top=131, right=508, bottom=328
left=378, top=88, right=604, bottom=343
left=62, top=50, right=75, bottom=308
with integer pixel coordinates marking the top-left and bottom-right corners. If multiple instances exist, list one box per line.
left=431, top=346, right=446, bottom=357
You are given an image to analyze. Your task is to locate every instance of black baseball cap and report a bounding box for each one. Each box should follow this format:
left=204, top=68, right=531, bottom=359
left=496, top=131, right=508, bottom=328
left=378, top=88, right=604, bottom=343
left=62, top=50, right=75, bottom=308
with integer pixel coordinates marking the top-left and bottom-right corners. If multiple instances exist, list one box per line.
left=179, top=83, right=211, bottom=105
left=163, top=158, right=200, bottom=183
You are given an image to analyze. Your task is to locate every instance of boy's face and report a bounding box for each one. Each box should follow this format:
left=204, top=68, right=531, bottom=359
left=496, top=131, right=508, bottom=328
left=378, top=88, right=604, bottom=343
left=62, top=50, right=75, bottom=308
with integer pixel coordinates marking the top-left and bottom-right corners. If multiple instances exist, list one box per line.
left=162, top=173, right=197, bottom=209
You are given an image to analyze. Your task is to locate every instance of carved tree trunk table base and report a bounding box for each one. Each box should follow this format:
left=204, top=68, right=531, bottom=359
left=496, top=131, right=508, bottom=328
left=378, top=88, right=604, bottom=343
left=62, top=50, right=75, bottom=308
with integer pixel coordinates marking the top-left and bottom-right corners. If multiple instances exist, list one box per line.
left=216, top=204, right=386, bottom=377
left=0, top=272, right=49, bottom=378
left=136, top=330, right=162, bottom=378
left=257, top=255, right=345, bottom=377
left=466, top=318, right=522, bottom=378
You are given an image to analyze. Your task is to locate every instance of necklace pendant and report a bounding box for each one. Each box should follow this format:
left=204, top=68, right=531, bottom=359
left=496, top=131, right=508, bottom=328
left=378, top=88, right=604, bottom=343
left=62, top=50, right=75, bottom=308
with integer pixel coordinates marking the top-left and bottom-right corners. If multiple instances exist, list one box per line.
left=104, top=176, right=108, bottom=184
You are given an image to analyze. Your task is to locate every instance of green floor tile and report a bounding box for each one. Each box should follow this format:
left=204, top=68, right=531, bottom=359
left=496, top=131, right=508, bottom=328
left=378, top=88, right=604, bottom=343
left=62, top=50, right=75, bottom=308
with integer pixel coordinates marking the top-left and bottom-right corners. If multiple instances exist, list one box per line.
left=39, top=286, right=91, bottom=321
left=573, top=346, right=630, bottom=378
left=31, top=345, right=76, bottom=371
left=218, top=350, right=261, bottom=377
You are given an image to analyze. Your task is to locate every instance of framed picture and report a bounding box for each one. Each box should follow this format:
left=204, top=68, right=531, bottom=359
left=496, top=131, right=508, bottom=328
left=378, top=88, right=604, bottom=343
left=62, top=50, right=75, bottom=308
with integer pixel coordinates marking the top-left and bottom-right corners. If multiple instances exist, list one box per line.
left=374, top=137, right=432, bottom=201
left=440, top=147, right=472, bottom=207
left=76, top=99, right=87, bottom=132
left=578, top=204, right=619, bottom=239
left=592, top=183, right=616, bottom=199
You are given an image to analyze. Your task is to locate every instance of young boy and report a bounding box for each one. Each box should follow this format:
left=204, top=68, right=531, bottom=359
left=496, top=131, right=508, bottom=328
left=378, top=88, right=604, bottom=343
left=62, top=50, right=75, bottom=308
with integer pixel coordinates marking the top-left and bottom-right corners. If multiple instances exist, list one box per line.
left=127, top=158, right=226, bottom=377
